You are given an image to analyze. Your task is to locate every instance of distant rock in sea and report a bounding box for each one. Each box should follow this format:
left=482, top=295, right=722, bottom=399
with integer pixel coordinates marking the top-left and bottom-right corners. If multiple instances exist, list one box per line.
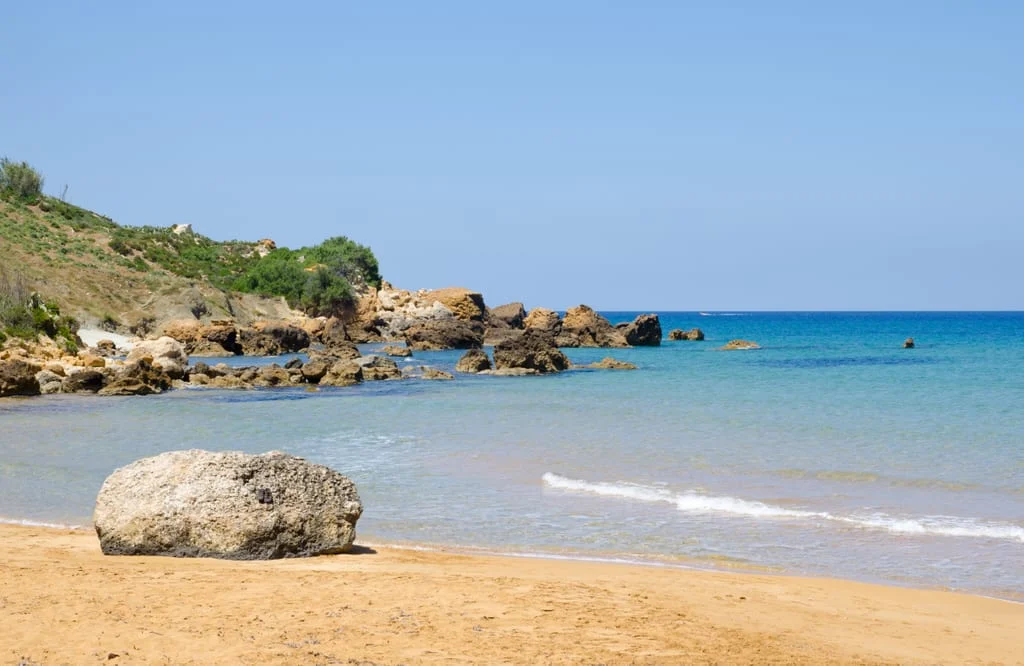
left=668, top=328, right=704, bottom=341
left=904, top=338, right=915, bottom=349
left=455, top=348, right=492, bottom=374
left=584, top=357, right=637, bottom=370
left=493, top=329, right=569, bottom=374
left=93, top=450, right=363, bottom=559
left=720, top=339, right=760, bottom=351
left=620, top=314, right=662, bottom=346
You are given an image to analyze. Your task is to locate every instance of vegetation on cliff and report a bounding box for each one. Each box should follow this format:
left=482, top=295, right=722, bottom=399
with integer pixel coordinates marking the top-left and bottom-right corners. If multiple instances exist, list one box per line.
left=0, top=157, right=381, bottom=323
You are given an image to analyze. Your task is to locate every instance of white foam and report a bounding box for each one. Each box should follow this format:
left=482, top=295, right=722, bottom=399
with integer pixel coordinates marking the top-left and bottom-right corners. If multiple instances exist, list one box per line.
left=542, top=473, right=1024, bottom=544
left=0, top=517, right=84, bottom=529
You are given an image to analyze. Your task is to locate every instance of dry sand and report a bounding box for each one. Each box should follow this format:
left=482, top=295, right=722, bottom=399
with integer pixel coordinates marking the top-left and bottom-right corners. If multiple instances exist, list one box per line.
left=1, top=524, right=1021, bottom=665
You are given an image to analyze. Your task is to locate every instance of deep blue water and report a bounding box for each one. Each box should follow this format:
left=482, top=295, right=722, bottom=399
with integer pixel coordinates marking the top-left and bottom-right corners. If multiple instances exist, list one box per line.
left=1, top=312, right=1022, bottom=598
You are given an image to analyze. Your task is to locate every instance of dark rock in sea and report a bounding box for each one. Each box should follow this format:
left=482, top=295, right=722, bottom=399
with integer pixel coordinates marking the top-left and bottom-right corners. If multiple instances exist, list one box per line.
left=455, top=348, right=492, bottom=374
left=284, top=357, right=304, bottom=370
left=61, top=369, right=108, bottom=393
left=300, top=355, right=334, bottom=383
left=668, top=328, right=704, bottom=341
left=621, top=314, right=662, bottom=346
left=904, top=338, right=915, bottom=349
left=489, top=302, right=527, bottom=329
left=493, top=329, right=570, bottom=374
left=557, top=305, right=628, bottom=348
left=0, top=359, right=42, bottom=397
left=239, top=324, right=310, bottom=356
left=255, top=364, right=291, bottom=387
left=319, top=360, right=363, bottom=387
left=93, top=449, right=363, bottom=559
left=403, top=319, right=484, bottom=351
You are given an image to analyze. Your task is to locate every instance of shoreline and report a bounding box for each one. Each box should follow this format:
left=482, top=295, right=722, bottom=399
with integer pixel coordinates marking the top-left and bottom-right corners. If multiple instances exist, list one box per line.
left=3, top=524, right=1022, bottom=665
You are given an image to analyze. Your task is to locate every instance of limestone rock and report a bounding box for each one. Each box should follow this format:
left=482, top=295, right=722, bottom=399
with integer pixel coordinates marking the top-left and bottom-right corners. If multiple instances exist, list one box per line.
left=403, top=319, right=484, bottom=351
left=0, top=359, right=42, bottom=397
left=720, top=339, right=760, bottom=351
left=300, top=355, right=334, bottom=383
left=95, top=339, right=118, bottom=357
left=493, top=329, right=570, bottom=374
left=62, top=369, right=108, bottom=393
left=320, top=360, right=363, bottom=387
left=479, top=367, right=539, bottom=377
left=239, top=323, right=310, bottom=356
left=421, top=367, right=454, bottom=380
left=584, top=357, right=637, bottom=370
left=93, top=450, right=363, bottom=559
left=621, top=314, right=662, bottom=346
left=425, top=287, right=487, bottom=322
left=99, top=359, right=173, bottom=396
left=35, top=369, right=64, bottom=394
left=489, top=302, right=527, bottom=329
left=523, top=307, right=561, bottom=335
left=557, top=305, right=628, bottom=348
left=127, top=337, right=188, bottom=379
left=355, top=356, right=402, bottom=381
left=382, top=345, right=412, bottom=357
left=455, top=349, right=492, bottom=374
left=668, top=328, right=704, bottom=341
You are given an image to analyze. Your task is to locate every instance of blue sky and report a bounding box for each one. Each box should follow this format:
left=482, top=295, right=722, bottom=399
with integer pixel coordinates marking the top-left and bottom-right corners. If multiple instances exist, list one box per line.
left=3, top=2, right=1022, bottom=309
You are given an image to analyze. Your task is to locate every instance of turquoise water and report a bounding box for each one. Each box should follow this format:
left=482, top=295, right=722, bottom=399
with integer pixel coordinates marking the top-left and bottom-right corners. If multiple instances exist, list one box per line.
left=1, top=312, right=1022, bottom=599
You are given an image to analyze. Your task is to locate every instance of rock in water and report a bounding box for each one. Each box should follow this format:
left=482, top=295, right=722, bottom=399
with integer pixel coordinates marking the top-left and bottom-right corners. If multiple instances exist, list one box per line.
left=455, top=348, right=492, bottom=373
left=668, top=328, right=704, bottom=341
left=904, top=337, right=915, bottom=349
left=621, top=314, right=662, bottom=346
left=493, top=329, right=570, bottom=374
left=0, top=359, right=42, bottom=397
left=127, top=337, right=188, bottom=379
left=720, top=339, right=760, bottom=350
left=403, top=319, right=484, bottom=351
left=94, top=450, right=363, bottom=559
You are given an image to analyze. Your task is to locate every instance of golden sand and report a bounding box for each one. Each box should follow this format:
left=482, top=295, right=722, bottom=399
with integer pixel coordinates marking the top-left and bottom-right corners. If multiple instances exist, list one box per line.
left=1, top=524, right=1020, bottom=665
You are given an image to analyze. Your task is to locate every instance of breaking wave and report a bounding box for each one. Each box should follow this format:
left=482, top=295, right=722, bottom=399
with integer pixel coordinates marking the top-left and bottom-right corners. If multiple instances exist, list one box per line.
left=542, top=473, right=1024, bottom=544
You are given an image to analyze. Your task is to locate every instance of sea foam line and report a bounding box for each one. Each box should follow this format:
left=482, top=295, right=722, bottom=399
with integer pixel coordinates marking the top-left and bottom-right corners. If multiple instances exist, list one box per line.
left=542, top=473, right=1024, bottom=544
left=0, top=517, right=85, bottom=530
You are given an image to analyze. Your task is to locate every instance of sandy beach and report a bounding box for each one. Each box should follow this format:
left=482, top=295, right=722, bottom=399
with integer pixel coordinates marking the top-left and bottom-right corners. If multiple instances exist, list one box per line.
left=1, top=525, right=1020, bottom=665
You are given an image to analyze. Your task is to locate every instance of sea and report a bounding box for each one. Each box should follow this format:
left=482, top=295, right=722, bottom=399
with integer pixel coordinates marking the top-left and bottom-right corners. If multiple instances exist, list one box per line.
left=1, top=312, right=1022, bottom=600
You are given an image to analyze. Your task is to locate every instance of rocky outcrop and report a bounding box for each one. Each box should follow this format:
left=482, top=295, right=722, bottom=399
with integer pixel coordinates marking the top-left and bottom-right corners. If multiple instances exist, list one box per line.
left=557, top=305, right=628, bottom=348
left=455, top=349, right=492, bottom=374
left=94, top=339, right=118, bottom=357
left=425, top=287, right=486, bottom=322
left=668, top=328, right=704, bottom=341
left=421, top=367, right=454, bottom=380
left=93, top=450, right=363, bottom=559
left=239, top=322, right=310, bottom=356
left=382, top=345, right=412, bottom=357
left=319, top=360, right=363, bottom=387
left=35, top=369, right=64, bottom=394
left=403, top=319, right=484, bottom=351
left=0, top=359, right=42, bottom=397
left=620, top=314, right=662, bottom=346
left=904, top=338, right=915, bottom=349
left=720, top=339, right=760, bottom=350
left=493, top=329, right=570, bottom=374
left=355, top=356, right=403, bottom=381
left=127, top=337, right=188, bottom=379
left=584, top=357, right=637, bottom=370
left=99, top=358, right=173, bottom=396
left=62, top=369, right=108, bottom=393
left=489, top=302, right=526, bottom=329
left=523, top=307, right=561, bottom=335
left=161, top=319, right=239, bottom=356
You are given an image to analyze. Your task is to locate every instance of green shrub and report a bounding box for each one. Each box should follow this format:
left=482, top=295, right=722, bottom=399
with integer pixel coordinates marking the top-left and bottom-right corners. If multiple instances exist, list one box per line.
left=0, top=158, right=44, bottom=201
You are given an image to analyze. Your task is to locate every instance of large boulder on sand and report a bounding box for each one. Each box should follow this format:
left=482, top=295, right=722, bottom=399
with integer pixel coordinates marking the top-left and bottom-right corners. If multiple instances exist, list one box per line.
left=493, top=329, right=570, bottom=374
left=127, top=337, right=188, bottom=379
left=93, top=450, right=363, bottom=559
left=557, top=305, right=629, bottom=348
left=403, top=319, right=484, bottom=351
left=0, top=359, right=42, bottom=397
left=620, top=314, right=662, bottom=346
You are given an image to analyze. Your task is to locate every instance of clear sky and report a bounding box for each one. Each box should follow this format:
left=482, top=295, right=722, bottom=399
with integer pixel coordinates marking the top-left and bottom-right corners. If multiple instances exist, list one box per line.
left=3, top=2, right=1022, bottom=310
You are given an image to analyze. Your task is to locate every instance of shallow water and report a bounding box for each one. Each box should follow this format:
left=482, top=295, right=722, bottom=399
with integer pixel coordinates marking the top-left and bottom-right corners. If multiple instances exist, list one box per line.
left=1, top=312, right=1022, bottom=599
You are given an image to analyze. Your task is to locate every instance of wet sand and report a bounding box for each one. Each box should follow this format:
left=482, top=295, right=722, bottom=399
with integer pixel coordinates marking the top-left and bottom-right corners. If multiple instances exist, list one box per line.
left=1, top=524, right=1020, bottom=665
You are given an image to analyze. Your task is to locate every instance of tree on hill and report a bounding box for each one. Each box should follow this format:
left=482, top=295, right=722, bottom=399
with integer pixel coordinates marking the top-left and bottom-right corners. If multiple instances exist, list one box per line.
left=0, top=158, right=44, bottom=201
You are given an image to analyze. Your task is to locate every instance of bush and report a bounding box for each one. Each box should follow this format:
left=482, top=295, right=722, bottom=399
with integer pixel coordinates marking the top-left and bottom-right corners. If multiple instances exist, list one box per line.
left=0, top=158, right=44, bottom=201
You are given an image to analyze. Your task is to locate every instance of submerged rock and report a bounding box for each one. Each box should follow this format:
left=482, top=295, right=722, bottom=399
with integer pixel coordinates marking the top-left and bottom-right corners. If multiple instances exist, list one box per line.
left=584, top=357, right=637, bottom=370
left=421, top=367, right=454, bottom=380
left=493, top=329, right=569, bottom=374
left=382, top=345, right=412, bottom=357
left=455, top=348, right=492, bottom=374
left=93, top=449, right=363, bottom=559
left=720, top=339, right=760, bottom=351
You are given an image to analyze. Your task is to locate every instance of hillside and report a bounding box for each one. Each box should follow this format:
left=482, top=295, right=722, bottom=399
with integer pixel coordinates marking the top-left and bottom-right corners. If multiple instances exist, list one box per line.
left=0, top=159, right=381, bottom=337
